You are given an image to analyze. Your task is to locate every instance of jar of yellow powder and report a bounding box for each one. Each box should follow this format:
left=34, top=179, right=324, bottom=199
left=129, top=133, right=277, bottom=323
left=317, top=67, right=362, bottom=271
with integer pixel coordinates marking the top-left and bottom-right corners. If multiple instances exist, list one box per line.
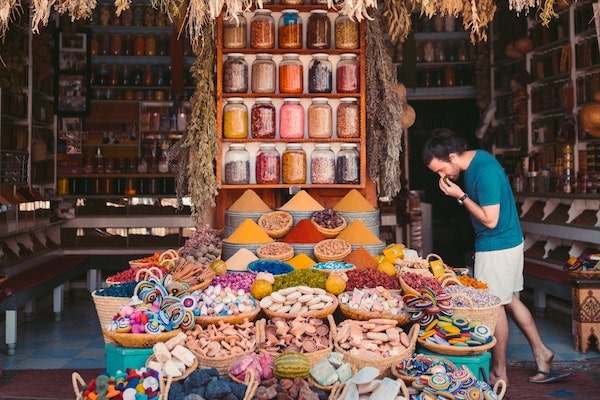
left=223, top=98, right=248, bottom=139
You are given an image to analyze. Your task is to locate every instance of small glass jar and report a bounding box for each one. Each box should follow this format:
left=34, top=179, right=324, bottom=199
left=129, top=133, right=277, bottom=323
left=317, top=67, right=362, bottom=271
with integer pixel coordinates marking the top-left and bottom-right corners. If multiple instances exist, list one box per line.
left=444, top=15, right=456, bottom=32
left=110, top=33, right=122, bottom=55
left=336, top=53, right=359, bottom=93
left=251, top=98, right=276, bottom=139
left=99, top=33, right=111, bottom=55
left=90, top=33, right=99, bottom=55
left=224, top=144, right=251, bottom=184
left=336, top=97, right=360, bottom=138
left=423, top=40, right=435, bottom=62
left=134, top=34, right=145, bottom=56
left=223, top=53, right=248, bottom=93
left=256, top=143, right=281, bottom=184
left=307, top=98, right=332, bottom=138
left=145, top=34, right=156, bottom=56
left=251, top=53, right=276, bottom=93
left=223, top=14, right=247, bottom=49
left=282, top=143, right=306, bottom=184
left=307, top=10, right=331, bottom=49
left=308, top=53, right=332, bottom=93
left=157, top=34, right=169, bottom=56
left=434, top=40, right=445, bottom=62
left=335, top=13, right=359, bottom=50
left=123, top=34, right=135, bottom=55
left=279, top=53, right=303, bottom=94
left=278, top=10, right=302, bottom=49
left=143, top=64, right=154, bottom=86
left=279, top=98, right=304, bottom=139
left=336, top=143, right=359, bottom=183
left=223, top=97, right=248, bottom=139
left=250, top=9, right=275, bottom=49
left=311, top=144, right=336, bottom=184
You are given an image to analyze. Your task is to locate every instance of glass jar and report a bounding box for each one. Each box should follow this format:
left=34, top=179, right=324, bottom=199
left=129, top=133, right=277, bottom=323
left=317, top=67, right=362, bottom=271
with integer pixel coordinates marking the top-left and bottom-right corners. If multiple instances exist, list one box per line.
left=251, top=98, right=276, bottom=139
left=223, top=53, right=248, bottom=93
left=99, top=33, right=111, bottom=55
left=250, top=9, right=275, bottom=49
left=278, top=10, right=302, bottom=49
left=223, top=14, right=247, bottom=49
left=256, top=143, right=281, bottom=184
left=336, top=53, right=359, bottom=93
left=308, top=53, right=332, bottom=93
left=123, top=34, right=135, bottom=55
left=281, top=0, right=303, bottom=4
left=444, top=66, right=456, bottom=86
left=307, top=10, right=331, bottom=49
left=157, top=34, right=169, bottom=56
left=279, top=98, right=304, bottom=139
left=223, top=98, right=248, bottom=139
left=423, top=40, right=435, bottom=62
left=109, top=64, right=121, bottom=86
left=110, top=33, right=122, bottom=55
left=336, top=97, right=360, bottom=138
left=282, top=144, right=306, bottom=184
left=336, top=143, right=359, bottom=183
left=279, top=53, right=303, bottom=94
left=143, top=64, right=154, bottom=86
left=335, top=13, right=359, bottom=49
left=445, top=15, right=456, bottom=32
left=224, top=144, right=251, bottom=184
left=145, top=34, right=156, bottom=56
left=307, top=98, right=332, bottom=138
left=434, top=40, right=445, bottom=62
left=311, top=144, right=336, bottom=184
left=90, top=33, right=99, bottom=55
left=134, top=34, right=145, bottom=56
left=251, top=53, right=276, bottom=93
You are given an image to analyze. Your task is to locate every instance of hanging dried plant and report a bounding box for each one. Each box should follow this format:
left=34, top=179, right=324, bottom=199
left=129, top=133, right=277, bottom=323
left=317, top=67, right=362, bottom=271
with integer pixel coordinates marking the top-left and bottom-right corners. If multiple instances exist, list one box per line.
left=382, top=0, right=414, bottom=44
left=114, top=0, right=131, bottom=17
left=30, top=0, right=55, bottom=33
left=0, top=0, right=21, bottom=41
left=538, top=0, right=558, bottom=27
left=151, top=0, right=185, bottom=23
left=331, top=0, right=378, bottom=22
left=461, top=0, right=496, bottom=43
left=54, top=0, right=97, bottom=22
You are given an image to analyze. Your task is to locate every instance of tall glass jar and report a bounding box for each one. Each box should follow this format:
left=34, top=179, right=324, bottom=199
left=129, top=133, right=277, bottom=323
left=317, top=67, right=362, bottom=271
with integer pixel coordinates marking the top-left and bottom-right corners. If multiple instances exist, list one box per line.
left=307, top=10, right=331, bottom=49
left=251, top=53, right=276, bottom=93
left=336, top=143, right=359, bottom=183
left=336, top=97, right=360, bottom=138
left=256, top=143, right=280, bottom=184
left=278, top=10, right=302, bottom=49
left=282, top=144, right=306, bottom=184
left=224, top=144, right=251, bottom=184
left=250, top=9, right=275, bottom=49
left=223, top=53, right=248, bottom=93
left=279, top=53, right=303, bottom=94
left=279, top=98, right=304, bottom=139
left=251, top=98, right=276, bottom=139
left=110, top=33, right=122, bottom=55
left=308, top=53, right=332, bottom=93
left=307, top=98, right=332, bottom=138
left=223, top=98, right=248, bottom=139
left=223, top=14, right=247, bottom=49
left=335, top=13, right=359, bottom=49
left=145, top=34, right=156, bottom=56
left=311, top=144, right=336, bottom=184
left=336, top=53, right=359, bottom=93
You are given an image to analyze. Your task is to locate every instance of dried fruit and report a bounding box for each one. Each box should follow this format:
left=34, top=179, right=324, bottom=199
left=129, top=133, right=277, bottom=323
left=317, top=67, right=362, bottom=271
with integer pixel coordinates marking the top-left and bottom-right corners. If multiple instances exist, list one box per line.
left=250, top=279, right=273, bottom=300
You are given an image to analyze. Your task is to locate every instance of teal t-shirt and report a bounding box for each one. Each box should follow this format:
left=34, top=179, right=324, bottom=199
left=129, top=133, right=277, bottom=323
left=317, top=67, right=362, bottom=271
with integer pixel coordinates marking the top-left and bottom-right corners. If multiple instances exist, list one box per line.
left=464, top=150, right=523, bottom=252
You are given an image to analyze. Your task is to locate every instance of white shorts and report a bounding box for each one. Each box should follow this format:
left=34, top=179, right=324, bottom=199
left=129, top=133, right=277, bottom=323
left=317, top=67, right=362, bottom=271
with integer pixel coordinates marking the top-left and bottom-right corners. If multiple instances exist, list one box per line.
left=473, top=241, right=524, bottom=305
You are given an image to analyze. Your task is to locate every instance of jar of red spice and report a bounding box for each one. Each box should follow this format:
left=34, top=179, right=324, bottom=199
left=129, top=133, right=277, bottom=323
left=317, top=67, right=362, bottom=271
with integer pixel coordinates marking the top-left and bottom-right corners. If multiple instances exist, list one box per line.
left=256, top=143, right=280, bottom=184
left=282, top=143, right=306, bottom=184
left=251, top=98, right=276, bottom=139
left=279, top=98, right=304, bottom=139
left=279, top=53, right=303, bottom=94
left=250, top=9, right=275, bottom=49
left=336, top=53, right=359, bottom=93
left=278, top=10, right=302, bottom=49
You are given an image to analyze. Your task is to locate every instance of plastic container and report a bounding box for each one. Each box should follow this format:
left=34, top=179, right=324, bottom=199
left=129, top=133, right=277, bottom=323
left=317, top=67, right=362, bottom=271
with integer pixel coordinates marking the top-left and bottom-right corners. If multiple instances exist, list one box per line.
left=279, top=98, right=304, bottom=139
left=250, top=9, right=275, bottom=49
left=311, top=143, right=336, bottom=184
left=251, top=53, right=276, bottom=93
left=307, top=98, right=332, bottom=138
left=223, top=53, right=248, bottom=93
left=224, top=144, right=251, bottom=184
left=279, top=53, right=303, bottom=93
left=256, top=143, right=281, bottom=184
left=336, top=53, right=359, bottom=93
left=282, top=143, right=307, bottom=184
left=251, top=98, right=276, bottom=139
left=335, top=13, right=359, bottom=49
left=278, top=10, right=302, bottom=49
left=223, top=14, right=247, bottom=49
left=223, top=98, right=248, bottom=139
left=336, top=143, right=360, bottom=183
left=336, top=97, right=360, bottom=138
left=308, top=53, right=332, bottom=93
left=307, top=10, right=331, bottom=49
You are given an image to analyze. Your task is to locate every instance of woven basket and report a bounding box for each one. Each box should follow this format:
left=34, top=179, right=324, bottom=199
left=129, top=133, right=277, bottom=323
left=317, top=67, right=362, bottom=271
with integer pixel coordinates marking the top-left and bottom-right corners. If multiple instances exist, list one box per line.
left=258, top=211, right=294, bottom=239
left=73, top=371, right=167, bottom=400
left=308, top=363, right=356, bottom=392
left=146, top=355, right=199, bottom=382
left=568, top=269, right=600, bottom=279
left=226, top=370, right=260, bottom=400
left=91, top=291, right=131, bottom=343
left=310, top=216, right=347, bottom=239
left=451, top=292, right=502, bottom=334
left=195, top=304, right=261, bottom=326
left=337, top=291, right=411, bottom=325
left=262, top=293, right=339, bottom=320
left=102, top=329, right=182, bottom=348
left=390, top=353, right=457, bottom=383
left=256, top=242, right=294, bottom=261
left=314, top=239, right=352, bottom=262
left=329, top=377, right=409, bottom=400
left=333, top=323, right=419, bottom=378
left=417, top=336, right=497, bottom=356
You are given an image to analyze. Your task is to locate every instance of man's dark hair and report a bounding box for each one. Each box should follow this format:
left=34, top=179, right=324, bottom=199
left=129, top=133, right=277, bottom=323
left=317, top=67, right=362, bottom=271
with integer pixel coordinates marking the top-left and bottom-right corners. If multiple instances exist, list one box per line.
left=422, top=128, right=469, bottom=165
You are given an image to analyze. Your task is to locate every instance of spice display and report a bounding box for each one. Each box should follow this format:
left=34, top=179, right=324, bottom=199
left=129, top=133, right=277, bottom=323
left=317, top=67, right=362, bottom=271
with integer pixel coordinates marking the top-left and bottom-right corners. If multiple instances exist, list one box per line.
left=224, top=144, right=250, bottom=184
left=279, top=98, right=304, bottom=139
left=335, top=13, right=359, bottom=49
left=308, top=54, right=332, bottom=93
left=307, top=98, right=333, bottom=138
left=272, top=269, right=328, bottom=291
left=312, top=208, right=345, bottom=229
left=224, top=219, right=274, bottom=243
left=279, top=53, right=303, bottom=94
left=251, top=98, right=276, bottom=138
left=307, top=10, right=331, bottom=49
left=248, top=259, right=294, bottom=274
left=336, top=53, right=359, bottom=93
left=333, top=189, right=375, bottom=211
left=251, top=53, right=276, bottom=93
left=258, top=210, right=292, bottom=237
left=282, top=219, right=326, bottom=243
left=336, top=143, right=360, bottom=183
left=225, top=248, right=259, bottom=271
left=314, top=239, right=352, bottom=261
left=228, top=189, right=271, bottom=212
left=223, top=98, right=248, bottom=139
left=256, top=143, right=280, bottom=184
left=338, top=287, right=405, bottom=315
left=250, top=9, right=275, bottom=49
left=310, top=144, right=336, bottom=184
left=223, top=53, right=248, bottom=93
left=261, top=316, right=331, bottom=354
left=444, top=285, right=502, bottom=308
left=345, top=268, right=400, bottom=290
left=400, top=270, right=443, bottom=293
left=279, top=189, right=325, bottom=211
left=223, top=14, right=247, bottom=49
left=278, top=10, right=302, bottom=49
left=343, top=246, right=378, bottom=269
left=287, top=253, right=317, bottom=269
left=337, top=220, right=382, bottom=244
left=256, top=242, right=294, bottom=260
left=282, top=144, right=307, bottom=184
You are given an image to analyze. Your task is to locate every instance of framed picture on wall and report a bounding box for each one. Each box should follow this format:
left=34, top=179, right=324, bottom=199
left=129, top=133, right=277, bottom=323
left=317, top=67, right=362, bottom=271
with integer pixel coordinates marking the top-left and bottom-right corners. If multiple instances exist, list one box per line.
left=58, top=32, right=88, bottom=72
left=57, top=74, right=88, bottom=114
left=56, top=30, right=90, bottom=115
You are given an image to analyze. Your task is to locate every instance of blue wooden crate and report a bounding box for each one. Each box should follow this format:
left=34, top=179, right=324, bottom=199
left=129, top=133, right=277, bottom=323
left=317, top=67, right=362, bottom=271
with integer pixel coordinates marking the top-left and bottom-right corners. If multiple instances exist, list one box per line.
left=105, top=343, right=154, bottom=376
left=420, top=349, right=491, bottom=382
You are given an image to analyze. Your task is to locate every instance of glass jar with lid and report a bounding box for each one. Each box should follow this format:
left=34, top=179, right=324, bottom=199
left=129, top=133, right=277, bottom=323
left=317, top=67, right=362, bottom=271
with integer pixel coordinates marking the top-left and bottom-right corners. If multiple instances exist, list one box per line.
left=336, top=53, right=359, bottom=93
left=279, top=98, right=304, bottom=139
left=223, top=98, right=248, bottom=139
left=223, top=14, right=247, bottom=49
left=251, top=53, right=276, bottom=93
left=336, top=97, right=359, bottom=138
left=250, top=9, right=275, bottom=49
left=308, top=53, right=332, bottom=93
left=336, top=143, right=359, bottom=183
left=311, top=144, right=336, bottom=184
left=307, top=10, right=331, bottom=49
left=256, top=143, right=280, bottom=184
left=223, top=53, right=248, bottom=93
left=279, top=53, right=303, bottom=93
left=224, top=144, right=251, bottom=184
left=307, top=98, right=332, bottom=138
left=335, top=12, right=359, bottom=49
left=282, top=144, right=306, bottom=184
left=278, top=10, right=302, bottom=49
left=251, top=98, right=276, bottom=139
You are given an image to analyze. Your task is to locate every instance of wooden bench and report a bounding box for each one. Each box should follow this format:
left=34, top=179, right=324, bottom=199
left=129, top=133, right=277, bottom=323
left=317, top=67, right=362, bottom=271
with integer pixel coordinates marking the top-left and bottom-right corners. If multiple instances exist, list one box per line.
left=523, top=261, right=571, bottom=317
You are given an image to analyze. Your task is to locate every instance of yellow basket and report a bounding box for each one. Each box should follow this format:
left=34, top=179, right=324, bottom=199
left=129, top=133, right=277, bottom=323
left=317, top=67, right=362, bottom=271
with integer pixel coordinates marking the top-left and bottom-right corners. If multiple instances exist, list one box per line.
left=91, top=291, right=131, bottom=343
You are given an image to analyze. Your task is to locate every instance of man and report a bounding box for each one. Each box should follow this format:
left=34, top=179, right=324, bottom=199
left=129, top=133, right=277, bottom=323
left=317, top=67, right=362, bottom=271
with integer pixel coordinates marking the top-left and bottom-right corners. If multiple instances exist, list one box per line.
left=422, top=128, right=571, bottom=385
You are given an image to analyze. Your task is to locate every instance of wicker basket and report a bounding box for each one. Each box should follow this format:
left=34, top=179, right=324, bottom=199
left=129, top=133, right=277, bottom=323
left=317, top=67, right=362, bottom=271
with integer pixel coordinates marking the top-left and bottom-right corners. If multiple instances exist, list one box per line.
left=337, top=291, right=411, bottom=325
left=329, top=377, right=409, bottom=400
left=73, top=371, right=167, bottom=400
left=195, top=304, right=261, bottom=326
left=333, top=323, right=419, bottom=378
left=314, top=239, right=352, bottom=262
left=256, top=242, right=294, bottom=261
left=146, top=354, right=199, bottom=382
left=451, top=292, right=501, bottom=334
left=568, top=269, right=600, bottom=279
left=390, top=353, right=457, bottom=383
left=102, top=329, right=182, bottom=348
left=262, top=293, right=339, bottom=320
left=310, top=216, right=347, bottom=239
left=417, top=335, right=497, bottom=356
left=91, top=291, right=131, bottom=343
left=258, top=211, right=294, bottom=239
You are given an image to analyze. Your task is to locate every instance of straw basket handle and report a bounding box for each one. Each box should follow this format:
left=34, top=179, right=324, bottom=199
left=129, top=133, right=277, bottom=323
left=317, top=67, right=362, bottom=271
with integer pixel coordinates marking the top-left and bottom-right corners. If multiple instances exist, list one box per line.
left=327, top=314, right=337, bottom=340
left=160, top=374, right=172, bottom=400
left=243, top=369, right=259, bottom=400
left=493, top=379, right=507, bottom=399
left=407, top=322, right=420, bottom=348
left=441, top=276, right=462, bottom=287
left=397, top=378, right=410, bottom=399
left=72, top=372, right=87, bottom=400
left=450, top=292, right=475, bottom=310
left=426, top=253, right=444, bottom=264
left=135, top=266, right=164, bottom=281
left=255, top=318, right=266, bottom=345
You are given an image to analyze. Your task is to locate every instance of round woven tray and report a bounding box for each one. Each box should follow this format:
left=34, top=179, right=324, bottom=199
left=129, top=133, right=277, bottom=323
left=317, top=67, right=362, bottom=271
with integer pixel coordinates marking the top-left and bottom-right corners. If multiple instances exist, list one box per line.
left=258, top=211, right=294, bottom=239
left=102, top=329, right=182, bottom=348
left=314, top=239, right=352, bottom=262
left=146, top=354, right=199, bottom=382
left=262, top=293, right=339, bottom=320
left=390, top=353, right=457, bottom=383
left=310, top=216, right=346, bottom=239
left=417, top=336, right=497, bottom=356
left=256, top=242, right=294, bottom=261
left=195, top=304, right=261, bottom=326
left=91, top=291, right=131, bottom=342
left=329, top=377, right=409, bottom=400
left=451, top=292, right=501, bottom=334
left=337, top=292, right=411, bottom=325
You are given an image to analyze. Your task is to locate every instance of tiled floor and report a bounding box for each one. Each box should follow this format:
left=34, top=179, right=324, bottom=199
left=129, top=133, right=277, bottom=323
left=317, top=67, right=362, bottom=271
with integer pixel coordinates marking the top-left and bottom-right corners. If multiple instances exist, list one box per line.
left=1, top=289, right=599, bottom=370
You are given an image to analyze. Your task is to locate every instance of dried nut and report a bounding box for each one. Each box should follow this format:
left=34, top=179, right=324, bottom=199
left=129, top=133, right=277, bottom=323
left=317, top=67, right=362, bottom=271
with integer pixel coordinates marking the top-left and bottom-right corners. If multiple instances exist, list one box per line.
left=279, top=287, right=298, bottom=296
left=271, top=292, right=286, bottom=303
left=298, top=294, right=314, bottom=303
left=298, top=286, right=314, bottom=294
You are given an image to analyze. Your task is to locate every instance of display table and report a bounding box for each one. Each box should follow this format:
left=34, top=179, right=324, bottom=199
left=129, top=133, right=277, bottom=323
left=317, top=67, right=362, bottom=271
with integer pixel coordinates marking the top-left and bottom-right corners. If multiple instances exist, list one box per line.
left=571, top=278, right=600, bottom=354
left=419, top=348, right=491, bottom=381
